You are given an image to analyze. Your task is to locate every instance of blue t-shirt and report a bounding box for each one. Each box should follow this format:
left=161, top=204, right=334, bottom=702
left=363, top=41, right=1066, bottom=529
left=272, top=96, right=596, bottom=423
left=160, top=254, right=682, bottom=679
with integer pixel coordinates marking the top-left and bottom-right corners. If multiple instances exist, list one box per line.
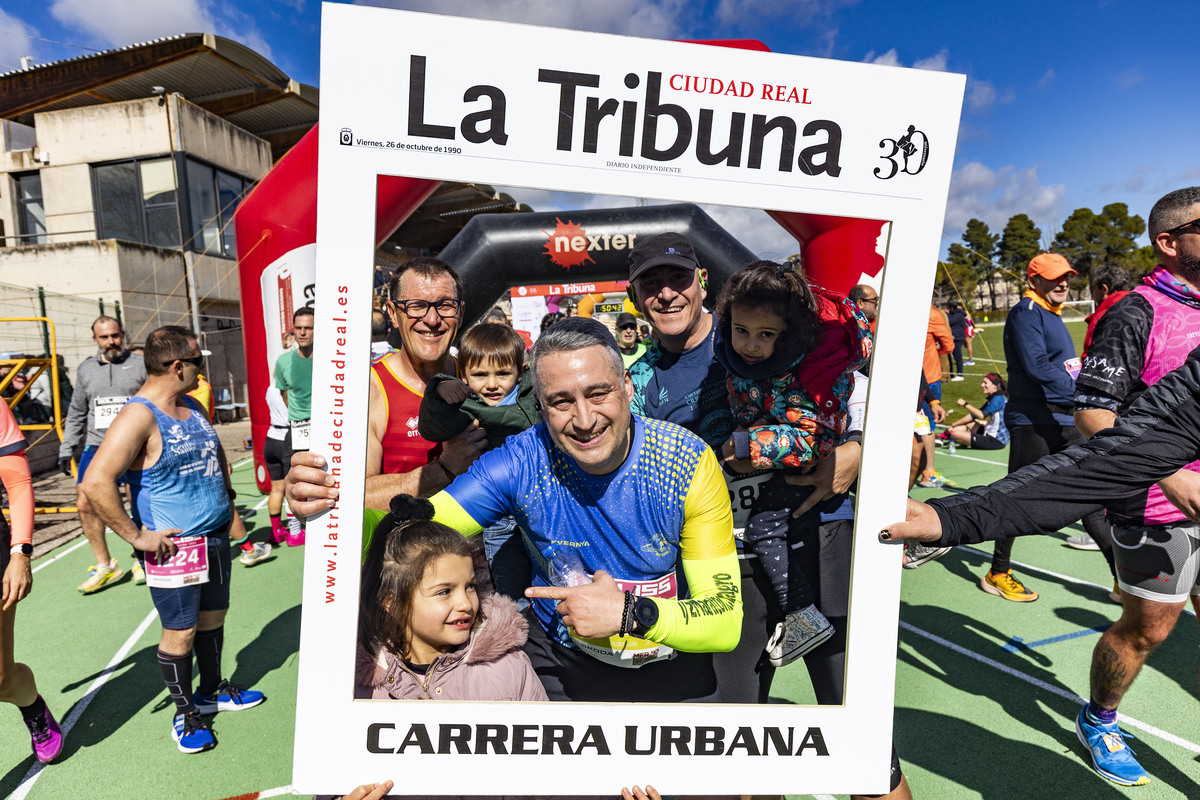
left=1003, top=296, right=1078, bottom=427
left=980, top=394, right=1010, bottom=445
left=629, top=317, right=734, bottom=450
left=445, top=415, right=727, bottom=650
left=126, top=397, right=231, bottom=536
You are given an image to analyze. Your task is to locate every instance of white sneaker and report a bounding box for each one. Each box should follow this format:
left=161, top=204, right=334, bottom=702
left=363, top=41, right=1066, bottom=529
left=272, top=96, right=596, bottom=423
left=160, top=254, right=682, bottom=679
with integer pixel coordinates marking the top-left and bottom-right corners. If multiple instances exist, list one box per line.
left=949, top=376, right=965, bottom=382
left=239, top=542, right=273, bottom=566
left=1066, top=533, right=1100, bottom=551
left=766, top=604, right=834, bottom=667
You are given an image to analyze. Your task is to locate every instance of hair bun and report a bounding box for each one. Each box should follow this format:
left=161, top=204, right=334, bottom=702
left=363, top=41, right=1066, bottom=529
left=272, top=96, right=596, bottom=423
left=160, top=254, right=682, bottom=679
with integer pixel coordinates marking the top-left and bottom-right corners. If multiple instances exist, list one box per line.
left=388, top=494, right=435, bottom=521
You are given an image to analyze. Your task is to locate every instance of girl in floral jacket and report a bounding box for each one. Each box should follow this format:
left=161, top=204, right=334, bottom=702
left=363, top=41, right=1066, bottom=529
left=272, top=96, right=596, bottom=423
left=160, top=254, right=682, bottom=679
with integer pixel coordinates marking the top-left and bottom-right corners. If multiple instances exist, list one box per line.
left=714, top=261, right=872, bottom=668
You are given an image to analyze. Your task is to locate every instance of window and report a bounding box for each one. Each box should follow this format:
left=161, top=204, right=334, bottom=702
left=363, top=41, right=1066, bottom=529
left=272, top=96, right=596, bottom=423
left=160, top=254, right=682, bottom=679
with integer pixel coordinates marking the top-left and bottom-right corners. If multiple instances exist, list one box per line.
left=93, top=156, right=251, bottom=257
left=93, top=158, right=180, bottom=248
left=186, top=158, right=250, bottom=258
left=15, top=173, right=46, bottom=245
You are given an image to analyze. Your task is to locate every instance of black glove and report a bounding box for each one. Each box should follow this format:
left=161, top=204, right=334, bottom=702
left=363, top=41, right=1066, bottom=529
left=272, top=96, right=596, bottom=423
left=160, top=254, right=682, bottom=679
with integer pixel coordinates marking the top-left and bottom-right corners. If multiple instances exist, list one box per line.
left=59, top=457, right=73, bottom=477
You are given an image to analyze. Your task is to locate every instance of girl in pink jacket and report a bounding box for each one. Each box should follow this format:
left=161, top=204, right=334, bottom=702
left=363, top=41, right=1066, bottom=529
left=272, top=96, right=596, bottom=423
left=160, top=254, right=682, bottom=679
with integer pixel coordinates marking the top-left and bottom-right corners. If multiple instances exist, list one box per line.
left=355, top=495, right=547, bottom=703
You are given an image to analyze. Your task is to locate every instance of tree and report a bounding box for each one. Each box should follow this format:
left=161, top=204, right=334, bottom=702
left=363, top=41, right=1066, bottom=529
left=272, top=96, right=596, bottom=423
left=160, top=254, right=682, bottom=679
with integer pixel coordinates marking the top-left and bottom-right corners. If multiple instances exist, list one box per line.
left=937, top=243, right=981, bottom=308
left=997, top=214, right=1043, bottom=309
left=1052, top=203, right=1146, bottom=285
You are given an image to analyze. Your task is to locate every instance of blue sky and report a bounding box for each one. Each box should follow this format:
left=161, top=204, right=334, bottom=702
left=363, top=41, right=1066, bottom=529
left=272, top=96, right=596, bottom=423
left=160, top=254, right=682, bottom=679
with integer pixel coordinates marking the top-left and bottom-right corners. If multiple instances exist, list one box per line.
left=2, top=0, right=1196, bottom=259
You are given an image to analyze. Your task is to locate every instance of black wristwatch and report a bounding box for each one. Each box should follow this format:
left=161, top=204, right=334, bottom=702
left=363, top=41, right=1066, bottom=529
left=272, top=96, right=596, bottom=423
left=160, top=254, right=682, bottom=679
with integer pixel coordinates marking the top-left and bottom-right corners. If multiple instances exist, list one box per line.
left=10, top=544, right=32, bottom=557
left=630, top=597, right=659, bottom=637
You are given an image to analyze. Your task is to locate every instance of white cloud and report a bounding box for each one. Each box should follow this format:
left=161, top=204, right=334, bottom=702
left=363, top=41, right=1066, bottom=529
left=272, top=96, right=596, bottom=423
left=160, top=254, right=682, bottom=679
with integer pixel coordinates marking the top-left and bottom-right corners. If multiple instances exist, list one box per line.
left=912, top=49, right=948, bottom=72
left=0, top=9, right=43, bottom=72
left=944, top=161, right=1065, bottom=244
left=1036, top=68, right=1055, bottom=90
left=49, top=0, right=272, bottom=59
left=863, top=48, right=900, bottom=66
left=363, top=0, right=690, bottom=38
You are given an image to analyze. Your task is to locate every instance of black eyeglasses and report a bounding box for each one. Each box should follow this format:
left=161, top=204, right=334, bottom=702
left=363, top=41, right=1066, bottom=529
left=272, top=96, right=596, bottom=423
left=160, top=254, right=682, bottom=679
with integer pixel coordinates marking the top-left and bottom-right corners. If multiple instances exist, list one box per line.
left=1166, top=217, right=1200, bottom=236
left=164, top=355, right=204, bottom=368
left=391, top=298, right=463, bottom=319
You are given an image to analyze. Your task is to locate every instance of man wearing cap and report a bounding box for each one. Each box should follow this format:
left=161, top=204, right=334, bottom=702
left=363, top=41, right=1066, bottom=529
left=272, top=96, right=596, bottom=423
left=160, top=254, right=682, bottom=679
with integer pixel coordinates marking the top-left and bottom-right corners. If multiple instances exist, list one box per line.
left=987, top=253, right=1109, bottom=602
left=614, top=312, right=647, bottom=369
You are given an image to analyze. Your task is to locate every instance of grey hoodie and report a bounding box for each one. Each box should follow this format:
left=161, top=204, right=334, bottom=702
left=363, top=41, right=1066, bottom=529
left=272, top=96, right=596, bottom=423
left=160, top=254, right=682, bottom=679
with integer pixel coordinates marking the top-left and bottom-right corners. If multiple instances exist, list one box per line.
left=59, top=351, right=147, bottom=457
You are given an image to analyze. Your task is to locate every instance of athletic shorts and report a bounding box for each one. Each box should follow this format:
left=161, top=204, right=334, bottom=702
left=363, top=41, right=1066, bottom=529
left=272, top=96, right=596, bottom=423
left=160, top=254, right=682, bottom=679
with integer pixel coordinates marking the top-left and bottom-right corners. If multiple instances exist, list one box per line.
left=263, top=428, right=291, bottom=481
left=140, top=530, right=233, bottom=630
left=1111, top=520, right=1200, bottom=603
left=913, top=411, right=932, bottom=437
left=76, top=446, right=127, bottom=486
left=970, top=432, right=1005, bottom=450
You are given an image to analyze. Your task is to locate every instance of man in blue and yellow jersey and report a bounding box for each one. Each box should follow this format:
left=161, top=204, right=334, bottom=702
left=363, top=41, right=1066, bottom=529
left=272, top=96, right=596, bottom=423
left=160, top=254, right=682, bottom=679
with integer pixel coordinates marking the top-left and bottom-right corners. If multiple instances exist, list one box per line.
left=289, top=318, right=741, bottom=702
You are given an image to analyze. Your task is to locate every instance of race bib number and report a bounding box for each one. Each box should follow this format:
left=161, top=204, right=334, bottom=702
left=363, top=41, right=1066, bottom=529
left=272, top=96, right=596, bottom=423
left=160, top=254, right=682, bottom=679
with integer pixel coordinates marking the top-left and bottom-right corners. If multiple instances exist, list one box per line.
left=93, top=396, right=130, bottom=430
left=290, top=419, right=311, bottom=450
left=724, top=466, right=773, bottom=538
left=1064, top=357, right=1082, bottom=381
left=569, top=573, right=679, bottom=669
left=145, top=535, right=209, bottom=589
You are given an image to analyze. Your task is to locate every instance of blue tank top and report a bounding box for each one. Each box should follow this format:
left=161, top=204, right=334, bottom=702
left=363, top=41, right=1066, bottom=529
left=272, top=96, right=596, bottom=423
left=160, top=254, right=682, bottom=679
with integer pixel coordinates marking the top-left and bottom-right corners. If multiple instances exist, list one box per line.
left=126, top=396, right=231, bottom=536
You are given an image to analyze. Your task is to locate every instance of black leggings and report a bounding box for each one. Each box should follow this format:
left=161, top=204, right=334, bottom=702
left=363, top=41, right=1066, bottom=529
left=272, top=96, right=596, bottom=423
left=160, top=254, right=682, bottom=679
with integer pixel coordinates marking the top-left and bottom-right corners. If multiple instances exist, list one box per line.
left=994, top=423, right=1114, bottom=576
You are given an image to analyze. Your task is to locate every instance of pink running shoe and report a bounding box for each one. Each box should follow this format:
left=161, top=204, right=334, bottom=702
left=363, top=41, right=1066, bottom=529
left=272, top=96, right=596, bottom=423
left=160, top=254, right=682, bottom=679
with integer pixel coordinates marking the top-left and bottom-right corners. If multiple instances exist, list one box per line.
left=286, top=529, right=306, bottom=547
left=24, top=697, right=63, bottom=763
left=270, top=520, right=287, bottom=545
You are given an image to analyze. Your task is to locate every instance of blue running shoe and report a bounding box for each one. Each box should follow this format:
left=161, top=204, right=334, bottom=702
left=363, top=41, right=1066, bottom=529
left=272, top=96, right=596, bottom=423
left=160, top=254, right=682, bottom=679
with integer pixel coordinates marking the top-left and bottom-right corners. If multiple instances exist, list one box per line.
left=193, top=680, right=264, bottom=714
left=1075, top=706, right=1149, bottom=786
left=172, top=711, right=215, bottom=754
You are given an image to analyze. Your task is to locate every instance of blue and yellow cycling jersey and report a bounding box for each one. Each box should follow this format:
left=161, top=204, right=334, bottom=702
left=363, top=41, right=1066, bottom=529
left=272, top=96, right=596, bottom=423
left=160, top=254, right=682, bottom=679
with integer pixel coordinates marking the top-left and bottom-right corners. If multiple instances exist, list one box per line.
left=430, top=414, right=740, bottom=659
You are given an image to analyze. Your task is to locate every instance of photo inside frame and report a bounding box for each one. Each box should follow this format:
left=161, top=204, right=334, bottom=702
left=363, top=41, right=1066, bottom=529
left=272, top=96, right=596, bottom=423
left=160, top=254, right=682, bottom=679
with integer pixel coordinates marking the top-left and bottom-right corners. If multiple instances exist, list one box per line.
left=357, top=179, right=890, bottom=706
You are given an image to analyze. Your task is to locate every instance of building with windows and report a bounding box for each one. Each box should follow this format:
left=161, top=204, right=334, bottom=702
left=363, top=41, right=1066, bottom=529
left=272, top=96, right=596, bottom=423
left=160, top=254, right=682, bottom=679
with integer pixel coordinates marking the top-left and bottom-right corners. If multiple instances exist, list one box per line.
left=0, top=34, right=319, bottom=405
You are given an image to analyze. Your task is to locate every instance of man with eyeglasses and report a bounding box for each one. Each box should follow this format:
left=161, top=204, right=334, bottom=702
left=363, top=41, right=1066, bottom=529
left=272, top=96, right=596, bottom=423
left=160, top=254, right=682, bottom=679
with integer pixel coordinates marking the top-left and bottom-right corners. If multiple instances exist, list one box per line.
left=58, top=315, right=148, bottom=593
left=1065, top=186, right=1200, bottom=786
left=274, top=307, right=315, bottom=544
left=366, top=257, right=487, bottom=507
left=82, top=326, right=263, bottom=754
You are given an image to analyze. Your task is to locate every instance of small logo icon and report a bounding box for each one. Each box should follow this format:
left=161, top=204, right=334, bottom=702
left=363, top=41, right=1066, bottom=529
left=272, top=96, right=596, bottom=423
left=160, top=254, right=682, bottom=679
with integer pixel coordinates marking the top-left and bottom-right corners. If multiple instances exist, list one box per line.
left=875, top=124, right=929, bottom=180
left=339, top=128, right=353, bottom=146
left=406, top=416, right=419, bottom=430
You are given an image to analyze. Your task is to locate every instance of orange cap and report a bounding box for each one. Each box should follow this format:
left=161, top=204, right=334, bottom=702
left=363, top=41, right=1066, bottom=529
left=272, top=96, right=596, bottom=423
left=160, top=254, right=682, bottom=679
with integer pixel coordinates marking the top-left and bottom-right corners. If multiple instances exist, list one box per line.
left=1027, top=253, right=1076, bottom=280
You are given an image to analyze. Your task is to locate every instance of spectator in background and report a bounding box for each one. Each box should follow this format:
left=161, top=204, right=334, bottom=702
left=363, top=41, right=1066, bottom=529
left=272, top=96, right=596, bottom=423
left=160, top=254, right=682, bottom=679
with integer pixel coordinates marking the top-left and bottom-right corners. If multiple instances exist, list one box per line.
left=1082, top=264, right=1134, bottom=356
left=849, top=284, right=879, bottom=337
left=370, top=309, right=392, bottom=359
left=615, top=312, right=647, bottom=368
left=916, top=304, right=954, bottom=488
left=945, top=301, right=967, bottom=381
left=539, top=312, right=564, bottom=336
left=937, top=373, right=1008, bottom=450
left=990, top=253, right=1109, bottom=603
left=482, top=306, right=511, bottom=327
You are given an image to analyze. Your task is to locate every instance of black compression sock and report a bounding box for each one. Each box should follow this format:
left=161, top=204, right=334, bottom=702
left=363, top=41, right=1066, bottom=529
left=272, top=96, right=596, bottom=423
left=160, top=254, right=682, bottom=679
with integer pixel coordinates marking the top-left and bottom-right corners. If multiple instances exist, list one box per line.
left=194, top=627, right=224, bottom=697
left=157, top=649, right=195, bottom=714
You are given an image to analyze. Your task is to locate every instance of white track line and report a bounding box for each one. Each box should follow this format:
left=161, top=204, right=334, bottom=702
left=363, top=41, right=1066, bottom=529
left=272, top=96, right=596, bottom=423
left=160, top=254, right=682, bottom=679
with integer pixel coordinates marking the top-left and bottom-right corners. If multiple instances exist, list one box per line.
left=257, top=786, right=295, bottom=798
left=31, top=539, right=87, bottom=574
left=899, top=621, right=1200, bottom=755
left=10, top=607, right=159, bottom=800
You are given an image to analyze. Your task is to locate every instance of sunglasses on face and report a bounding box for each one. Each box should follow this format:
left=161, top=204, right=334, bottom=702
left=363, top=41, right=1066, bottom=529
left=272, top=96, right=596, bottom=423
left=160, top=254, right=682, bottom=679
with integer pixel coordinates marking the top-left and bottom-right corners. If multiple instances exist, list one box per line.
left=163, top=355, right=204, bottom=368
left=1166, top=217, right=1200, bottom=236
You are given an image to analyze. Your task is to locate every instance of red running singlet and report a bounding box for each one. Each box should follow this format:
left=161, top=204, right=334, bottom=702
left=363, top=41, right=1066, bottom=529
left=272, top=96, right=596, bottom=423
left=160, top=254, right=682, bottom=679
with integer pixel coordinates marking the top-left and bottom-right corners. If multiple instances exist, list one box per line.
left=370, top=357, right=444, bottom=475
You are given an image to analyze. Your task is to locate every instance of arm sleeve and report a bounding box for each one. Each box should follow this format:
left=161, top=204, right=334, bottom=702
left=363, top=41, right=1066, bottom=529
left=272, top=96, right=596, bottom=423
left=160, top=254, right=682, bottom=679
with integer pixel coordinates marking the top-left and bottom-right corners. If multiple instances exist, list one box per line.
left=435, top=445, right=521, bottom=533
left=980, top=395, right=1003, bottom=420
left=931, top=310, right=954, bottom=354
left=1012, top=310, right=1077, bottom=402
left=273, top=355, right=288, bottom=393
left=0, top=453, right=33, bottom=546
left=58, top=366, right=90, bottom=457
left=417, top=374, right=473, bottom=442
left=644, top=448, right=741, bottom=651
left=743, top=418, right=828, bottom=470
left=929, top=352, right=1200, bottom=546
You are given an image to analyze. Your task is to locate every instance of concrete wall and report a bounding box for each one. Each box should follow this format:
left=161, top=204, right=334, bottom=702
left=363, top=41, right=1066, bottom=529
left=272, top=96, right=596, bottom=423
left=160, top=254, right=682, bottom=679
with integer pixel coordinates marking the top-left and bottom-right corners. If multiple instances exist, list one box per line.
left=173, top=96, right=271, bottom=178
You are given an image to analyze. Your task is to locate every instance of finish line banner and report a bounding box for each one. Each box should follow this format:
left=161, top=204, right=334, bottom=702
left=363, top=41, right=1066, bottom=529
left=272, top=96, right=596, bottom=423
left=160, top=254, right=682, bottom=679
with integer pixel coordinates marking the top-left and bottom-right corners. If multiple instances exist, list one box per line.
left=297, top=3, right=964, bottom=795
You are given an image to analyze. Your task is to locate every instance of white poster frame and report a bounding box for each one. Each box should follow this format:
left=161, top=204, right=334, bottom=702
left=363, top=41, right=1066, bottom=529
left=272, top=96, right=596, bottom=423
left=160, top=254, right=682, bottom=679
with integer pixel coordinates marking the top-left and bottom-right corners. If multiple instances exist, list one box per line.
left=298, top=4, right=964, bottom=795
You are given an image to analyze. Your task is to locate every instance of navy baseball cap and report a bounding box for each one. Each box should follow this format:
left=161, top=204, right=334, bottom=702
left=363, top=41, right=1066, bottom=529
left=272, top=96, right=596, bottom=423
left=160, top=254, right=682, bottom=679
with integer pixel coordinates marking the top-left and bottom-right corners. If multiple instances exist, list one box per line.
left=628, top=232, right=700, bottom=283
